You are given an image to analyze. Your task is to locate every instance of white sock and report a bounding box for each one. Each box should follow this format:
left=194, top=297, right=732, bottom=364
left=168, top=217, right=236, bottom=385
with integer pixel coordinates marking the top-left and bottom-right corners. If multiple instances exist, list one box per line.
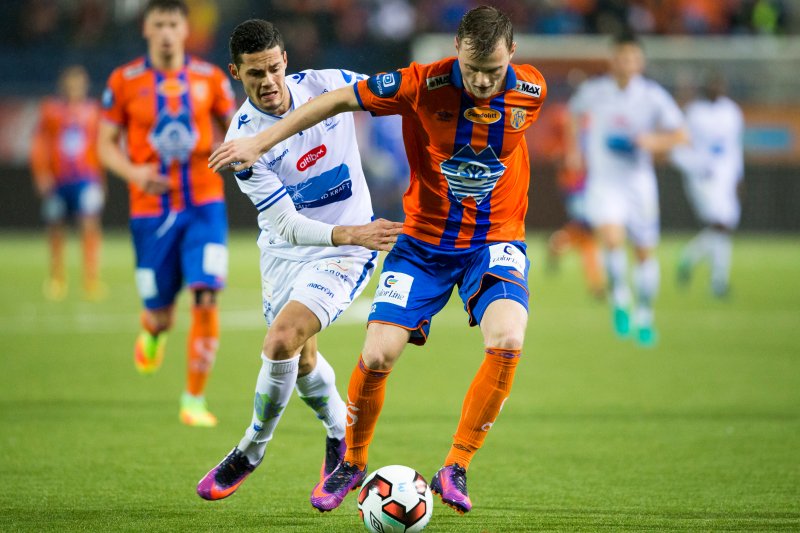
left=605, top=247, right=631, bottom=308
left=710, top=230, right=732, bottom=293
left=682, top=228, right=714, bottom=267
left=634, top=257, right=660, bottom=327
left=238, top=353, right=300, bottom=465
left=295, top=352, right=346, bottom=440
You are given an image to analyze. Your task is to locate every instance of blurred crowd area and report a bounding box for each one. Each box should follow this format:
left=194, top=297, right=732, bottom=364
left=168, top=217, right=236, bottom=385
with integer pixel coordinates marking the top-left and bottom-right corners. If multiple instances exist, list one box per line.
left=0, top=0, right=797, bottom=96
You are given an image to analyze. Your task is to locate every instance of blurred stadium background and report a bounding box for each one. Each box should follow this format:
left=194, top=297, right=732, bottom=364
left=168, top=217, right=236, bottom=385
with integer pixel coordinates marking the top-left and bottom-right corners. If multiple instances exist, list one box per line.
left=0, top=0, right=798, bottom=231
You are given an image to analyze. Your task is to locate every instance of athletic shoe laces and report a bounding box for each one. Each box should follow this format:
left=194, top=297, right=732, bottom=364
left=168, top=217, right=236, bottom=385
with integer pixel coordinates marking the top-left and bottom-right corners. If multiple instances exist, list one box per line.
left=325, top=461, right=360, bottom=490
left=216, top=449, right=253, bottom=485
left=450, top=464, right=468, bottom=496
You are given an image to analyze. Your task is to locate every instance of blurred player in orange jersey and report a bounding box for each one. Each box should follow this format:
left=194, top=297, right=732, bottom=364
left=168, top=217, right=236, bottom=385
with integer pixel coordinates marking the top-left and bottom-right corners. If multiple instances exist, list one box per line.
left=98, top=0, right=235, bottom=427
left=210, top=6, right=546, bottom=514
left=546, top=103, right=605, bottom=299
left=30, top=65, right=105, bottom=301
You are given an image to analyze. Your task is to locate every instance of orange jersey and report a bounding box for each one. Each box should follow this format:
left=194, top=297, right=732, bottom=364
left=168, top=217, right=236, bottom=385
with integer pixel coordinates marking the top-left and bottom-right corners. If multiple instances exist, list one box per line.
left=102, top=56, right=235, bottom=217
left=30, top=98, right=102, bottom=186
left=354, top=57, right=547, bottom=249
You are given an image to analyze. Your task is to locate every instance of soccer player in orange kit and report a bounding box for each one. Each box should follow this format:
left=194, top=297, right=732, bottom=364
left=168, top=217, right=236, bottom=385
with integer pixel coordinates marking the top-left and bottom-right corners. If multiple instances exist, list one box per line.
left=98, top=0, right=235, bottom=426
left=210, top=5, right=546, bottom=513
left=30, top=65, right=105, bottom=301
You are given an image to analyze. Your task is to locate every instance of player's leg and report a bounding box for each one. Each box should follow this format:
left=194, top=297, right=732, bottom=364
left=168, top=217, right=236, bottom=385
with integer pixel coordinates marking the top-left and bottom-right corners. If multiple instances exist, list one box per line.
left=179, top=288, right=220, bottom=427
left=179, top=203, right=228, bottom=426
left=629, top=180, right=661, bottom=346
left=431, top=243, right=529, bottom=513
left=310, top=323, right=409, bottom=512
left=41, top=190, right=68, bottom=300
left=708, top=223, right=733, bottom=298
left=598, top=223, right=632, bottom=336
left=130, top=214, right=182, bottom=375
left=294, top=338, right=348, bottom=481
left=77, top=181, right=105, bottom=300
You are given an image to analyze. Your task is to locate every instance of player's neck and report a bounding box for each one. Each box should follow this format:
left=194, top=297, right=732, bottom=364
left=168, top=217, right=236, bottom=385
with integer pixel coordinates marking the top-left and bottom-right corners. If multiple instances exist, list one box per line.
left=148, top=50, right=186, bottom=72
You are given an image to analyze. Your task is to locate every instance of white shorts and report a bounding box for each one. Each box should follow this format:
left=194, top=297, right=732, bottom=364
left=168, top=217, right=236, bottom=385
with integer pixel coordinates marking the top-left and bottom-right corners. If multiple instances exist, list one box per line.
left=682, top=174, right=741, bottom=229
left=260, top=251, right=376, bottom=330
left=586, top=177, right=660, bottom=248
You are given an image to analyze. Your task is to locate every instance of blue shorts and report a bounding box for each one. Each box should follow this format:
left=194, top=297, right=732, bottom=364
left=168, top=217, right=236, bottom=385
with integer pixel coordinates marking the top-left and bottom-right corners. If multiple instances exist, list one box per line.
left=130, top=202, right=228, bottom=310
left=42, top=180, right=104, bottom=223
left=368, top=234, right=530, bottom=345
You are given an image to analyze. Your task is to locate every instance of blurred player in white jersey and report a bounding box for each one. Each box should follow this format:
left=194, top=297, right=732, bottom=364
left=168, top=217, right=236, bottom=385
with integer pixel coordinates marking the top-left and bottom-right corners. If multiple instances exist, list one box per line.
left=197, top=19, right=401, bottom=501
left=566, top=32, right=688, bottom=346
left=672, top=72, right=744, bottom=298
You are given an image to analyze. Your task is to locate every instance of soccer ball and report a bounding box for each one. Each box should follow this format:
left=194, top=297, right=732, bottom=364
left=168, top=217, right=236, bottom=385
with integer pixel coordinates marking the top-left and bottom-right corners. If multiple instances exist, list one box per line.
left=357, top=465, right=433, bottom=533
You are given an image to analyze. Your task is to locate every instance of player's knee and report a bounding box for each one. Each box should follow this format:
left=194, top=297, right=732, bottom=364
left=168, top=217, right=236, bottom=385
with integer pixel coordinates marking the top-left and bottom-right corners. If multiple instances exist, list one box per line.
left=263, top=326, right=304, bottom=360
left=360, top=346, right=397, bottom=371
left=484, top=326, right=525, bottom=352
left=193, top=288, right=217, bottom=307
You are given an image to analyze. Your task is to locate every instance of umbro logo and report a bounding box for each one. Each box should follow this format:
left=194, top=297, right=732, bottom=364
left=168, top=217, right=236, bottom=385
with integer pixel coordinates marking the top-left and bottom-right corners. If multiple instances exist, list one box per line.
left=237, top=114, right=251, bottom=129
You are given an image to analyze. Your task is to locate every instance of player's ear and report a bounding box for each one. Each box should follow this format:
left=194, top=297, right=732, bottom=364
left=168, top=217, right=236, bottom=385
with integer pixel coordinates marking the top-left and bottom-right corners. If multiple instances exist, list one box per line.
left=453, top=36, right=460, bottom=54
left=228, top=63, right=240, bottom=80
left=509, top=41, right=516, bottom=59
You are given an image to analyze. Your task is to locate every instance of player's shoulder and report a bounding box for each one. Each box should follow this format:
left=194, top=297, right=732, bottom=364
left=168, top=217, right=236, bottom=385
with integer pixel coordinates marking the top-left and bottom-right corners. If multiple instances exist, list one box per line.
left=290, top=68, right=366, bottom=89
left=187, top=56, right=225, bottom=78
left=225, top=100, right=261, bottom=141
left=109, top=56, right=149, bottom=82
left=510, top=63, right=546, bottom=100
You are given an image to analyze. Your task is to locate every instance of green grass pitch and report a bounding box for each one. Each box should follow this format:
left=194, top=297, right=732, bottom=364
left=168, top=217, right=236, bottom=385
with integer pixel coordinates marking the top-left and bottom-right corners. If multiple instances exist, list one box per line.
left=1, top=230, right=798, bottom=532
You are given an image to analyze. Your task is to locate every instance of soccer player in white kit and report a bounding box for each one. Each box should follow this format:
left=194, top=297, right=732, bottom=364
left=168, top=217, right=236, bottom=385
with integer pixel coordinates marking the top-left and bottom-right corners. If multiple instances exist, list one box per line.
left=566, top=33, right=688, bottom=346
left=672, top=72, right=744, bottom=298
left=197, top=19, right=402, bottom=501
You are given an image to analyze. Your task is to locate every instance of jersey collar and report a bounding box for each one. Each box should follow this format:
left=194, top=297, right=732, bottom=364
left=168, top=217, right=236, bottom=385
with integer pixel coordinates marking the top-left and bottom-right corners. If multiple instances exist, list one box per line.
left=450, top=59, right=517, bottom=95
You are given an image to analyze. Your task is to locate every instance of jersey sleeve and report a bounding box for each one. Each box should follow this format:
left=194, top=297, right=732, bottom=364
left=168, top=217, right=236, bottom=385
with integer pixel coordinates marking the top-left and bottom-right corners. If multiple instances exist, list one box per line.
left=654, top=85, right=684, bottom=131
left=101, top=69, right=126, bottom=126
left=211, top=66, right=236, bottom=119
left=29, top=101, right=53, bottom=180
left=353, top=64, right=420, bottom=117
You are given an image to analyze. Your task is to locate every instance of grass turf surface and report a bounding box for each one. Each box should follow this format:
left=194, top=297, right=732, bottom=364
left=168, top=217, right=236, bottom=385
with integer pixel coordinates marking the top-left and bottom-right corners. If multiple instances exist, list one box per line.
left=0, top=231, right=798, bottom=532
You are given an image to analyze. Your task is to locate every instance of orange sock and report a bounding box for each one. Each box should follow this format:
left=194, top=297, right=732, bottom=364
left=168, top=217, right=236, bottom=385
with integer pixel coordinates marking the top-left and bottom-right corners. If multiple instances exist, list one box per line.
left=82, top=223, right=101, bottom=287
left=48, top=226, right=66, bottom=283
left=186, top=304, right=219, bottom=396
left=445, top=348, right=521, bottom=470
left=576, top=230, right=605, bottom=295
left=344, top=356, right=391, bottom=469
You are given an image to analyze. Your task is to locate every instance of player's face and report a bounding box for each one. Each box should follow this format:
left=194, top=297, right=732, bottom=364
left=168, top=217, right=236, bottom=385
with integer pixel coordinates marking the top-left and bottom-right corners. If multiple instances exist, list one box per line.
left=456, top=38, right=516, bottom=100
left=143, top=9, right=188, bottom=58
left=610, top=43, right=645, bottom=82
left=60, top=68, right=89, bottom=102
left=230, top=46, right=290, bottom=116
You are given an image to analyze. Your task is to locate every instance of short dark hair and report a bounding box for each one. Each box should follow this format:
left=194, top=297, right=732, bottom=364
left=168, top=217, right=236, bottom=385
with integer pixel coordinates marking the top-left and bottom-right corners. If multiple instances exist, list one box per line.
left=143, top=0, right=188, bottom=18
left=613, top=28, right=641, bottom=48
left=229, top=19, right=285, bottom=66
left=456, top=5, right=514, bottom=59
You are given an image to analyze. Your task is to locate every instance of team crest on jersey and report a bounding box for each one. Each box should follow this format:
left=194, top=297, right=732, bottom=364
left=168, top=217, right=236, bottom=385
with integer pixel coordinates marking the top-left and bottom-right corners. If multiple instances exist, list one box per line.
left=426, top=74, right=451, bottom=90
left=514, top=80, right=542, bottom=98
left=440, top=145, right=506, bottom=205
left=156, top=78, right=189, bottom=98
left=510, top=107, right=526, bottom=129
left=367, top=71, right=401, bottom=98
left=464, top=107, right=501, bottom=125
left=148, top=106, right=198, bottom=164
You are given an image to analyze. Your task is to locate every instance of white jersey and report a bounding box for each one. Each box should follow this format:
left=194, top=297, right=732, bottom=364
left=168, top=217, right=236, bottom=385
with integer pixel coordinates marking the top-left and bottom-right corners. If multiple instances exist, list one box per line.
left=672, top=96, right=744, bottom=227
left=569, top=74, right=684, bottom=185
left=226, top=69, right=374, bottom=261
left=672, top=96, right=744, bottom=185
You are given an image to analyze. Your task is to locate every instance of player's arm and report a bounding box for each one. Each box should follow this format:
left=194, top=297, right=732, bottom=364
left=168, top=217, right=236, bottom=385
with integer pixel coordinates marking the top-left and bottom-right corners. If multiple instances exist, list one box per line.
left=97, top=120, right=169, bottom=195
left=29, top=111, right=54, bottom=197
left=635, top=127, right=689, bottom=155
left=262, top=193, right=402, bottom=251
left=564, top=111, right=584, bottom=172
left=209, top=86, right=362, bottom=172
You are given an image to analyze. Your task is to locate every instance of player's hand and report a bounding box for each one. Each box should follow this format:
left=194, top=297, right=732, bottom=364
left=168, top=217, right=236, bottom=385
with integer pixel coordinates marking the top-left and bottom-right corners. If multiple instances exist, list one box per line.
left=128, top=164, right=170, bottom=195
left=333, top=219, right=404, bottom=251
left=209, top=136, right=262, bottom=173
left=34, top=176, right=55, bottom=197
